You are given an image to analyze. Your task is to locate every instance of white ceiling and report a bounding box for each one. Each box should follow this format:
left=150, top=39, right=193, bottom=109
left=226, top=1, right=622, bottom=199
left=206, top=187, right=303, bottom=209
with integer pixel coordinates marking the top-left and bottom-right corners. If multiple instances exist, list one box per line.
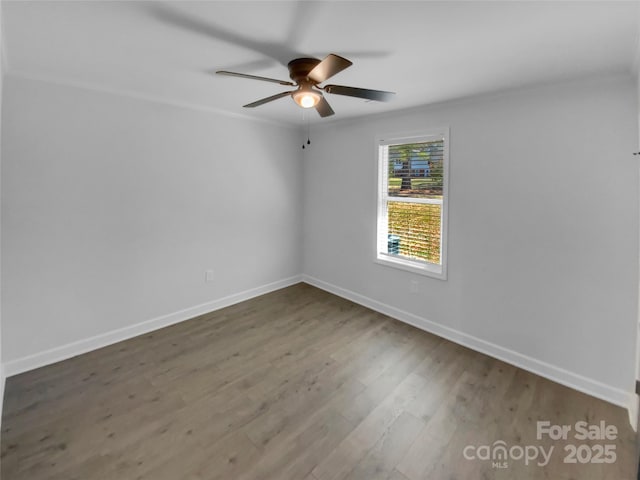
left=3, top=1, right=639, bottom=126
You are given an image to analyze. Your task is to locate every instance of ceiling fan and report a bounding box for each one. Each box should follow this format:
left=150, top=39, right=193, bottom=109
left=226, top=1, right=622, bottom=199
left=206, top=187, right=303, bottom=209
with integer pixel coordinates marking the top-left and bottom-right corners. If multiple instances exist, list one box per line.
left=216, top=54, right=395, bottom=118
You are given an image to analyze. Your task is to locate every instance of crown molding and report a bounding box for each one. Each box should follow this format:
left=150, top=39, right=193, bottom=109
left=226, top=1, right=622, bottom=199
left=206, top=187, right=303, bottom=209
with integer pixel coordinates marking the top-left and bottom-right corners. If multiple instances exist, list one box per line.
left=6, top=69, right=299, bottom=130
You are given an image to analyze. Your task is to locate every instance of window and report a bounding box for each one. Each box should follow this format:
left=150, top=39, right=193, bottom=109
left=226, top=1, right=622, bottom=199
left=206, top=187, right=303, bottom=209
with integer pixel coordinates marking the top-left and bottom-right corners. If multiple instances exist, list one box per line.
left=376, top=129, right=449, bottom=279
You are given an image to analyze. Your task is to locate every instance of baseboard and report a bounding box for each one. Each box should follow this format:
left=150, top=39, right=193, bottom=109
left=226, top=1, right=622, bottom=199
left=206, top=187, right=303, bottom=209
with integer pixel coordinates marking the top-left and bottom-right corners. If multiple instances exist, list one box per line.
left=302, top=274, right=631, bottom=410
left=4, top=275, right=303, bottom=377
left=0, top=363, right=5, bottom=425
left=627, top=392, right=638, bottom=432
left=4, top=272, right=632, bottom=412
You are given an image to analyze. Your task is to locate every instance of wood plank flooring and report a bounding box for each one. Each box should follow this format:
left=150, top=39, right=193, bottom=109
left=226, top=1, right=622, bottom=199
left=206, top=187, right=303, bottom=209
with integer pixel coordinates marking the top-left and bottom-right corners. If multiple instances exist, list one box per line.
left=1, top=283, right=636, bottom=479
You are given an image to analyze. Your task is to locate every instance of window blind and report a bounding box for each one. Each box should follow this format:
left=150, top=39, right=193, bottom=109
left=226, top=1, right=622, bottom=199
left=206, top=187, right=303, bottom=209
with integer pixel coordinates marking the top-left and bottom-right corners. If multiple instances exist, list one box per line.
left=378, top=137, right=445, bottom=266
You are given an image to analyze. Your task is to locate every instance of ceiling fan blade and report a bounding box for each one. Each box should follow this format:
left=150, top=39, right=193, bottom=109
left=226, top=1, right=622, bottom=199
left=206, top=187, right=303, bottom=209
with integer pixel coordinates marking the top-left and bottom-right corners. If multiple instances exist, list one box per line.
left=315, top=96, right=335, bottom=118
left=323, top=84, right=395, bottom=102
left=217, top=71, right=294, bottom=86
left=243, top=91, right=294, bottom=108
left=308, top=54, right=353, bottom=84
left=151, top=4, right=298, bottom=65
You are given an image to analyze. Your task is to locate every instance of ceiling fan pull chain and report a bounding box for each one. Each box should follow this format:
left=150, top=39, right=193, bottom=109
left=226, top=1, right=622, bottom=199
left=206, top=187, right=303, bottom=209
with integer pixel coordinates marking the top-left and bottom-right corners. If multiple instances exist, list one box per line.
left=302, top=113, right=311, bottom=149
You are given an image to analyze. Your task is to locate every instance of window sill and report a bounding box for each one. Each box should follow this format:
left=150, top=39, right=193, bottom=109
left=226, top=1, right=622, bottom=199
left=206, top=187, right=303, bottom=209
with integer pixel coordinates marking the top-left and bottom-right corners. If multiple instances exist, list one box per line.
left=375, top=254, right=447, bottom=280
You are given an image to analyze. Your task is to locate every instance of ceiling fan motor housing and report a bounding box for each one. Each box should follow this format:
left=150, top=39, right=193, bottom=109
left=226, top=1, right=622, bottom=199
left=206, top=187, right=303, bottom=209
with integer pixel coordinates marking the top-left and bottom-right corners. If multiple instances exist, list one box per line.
left=287, top=58, right=322, bottom=83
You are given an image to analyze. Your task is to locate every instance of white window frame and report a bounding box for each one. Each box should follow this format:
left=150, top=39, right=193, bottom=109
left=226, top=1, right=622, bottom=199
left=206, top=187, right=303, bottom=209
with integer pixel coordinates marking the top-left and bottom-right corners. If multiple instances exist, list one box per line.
left=375, top=128, right=449, bottom=280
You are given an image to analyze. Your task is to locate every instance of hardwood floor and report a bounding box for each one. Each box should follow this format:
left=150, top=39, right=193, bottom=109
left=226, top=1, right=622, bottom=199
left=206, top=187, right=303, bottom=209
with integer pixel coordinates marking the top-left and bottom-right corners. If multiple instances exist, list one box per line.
left=1, top=283, right=636, bottom=479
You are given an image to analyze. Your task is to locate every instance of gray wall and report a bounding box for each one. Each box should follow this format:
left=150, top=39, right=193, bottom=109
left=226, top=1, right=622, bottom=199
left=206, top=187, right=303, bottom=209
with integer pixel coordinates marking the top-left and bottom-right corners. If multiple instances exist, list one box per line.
left=0, top=1, right=4, bottom=413
left=2, top=76, right=303, bottom=363
left=2, top=72, right=638, bottom=409
left=303, top=75, right=638, bottom=400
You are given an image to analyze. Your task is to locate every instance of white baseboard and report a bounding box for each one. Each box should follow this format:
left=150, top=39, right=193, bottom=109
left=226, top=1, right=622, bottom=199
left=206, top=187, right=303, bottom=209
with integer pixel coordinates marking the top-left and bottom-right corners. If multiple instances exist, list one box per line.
left=627, top=393, right=638, bottom=432
left=4, top=273, right=633, bottom=416
left=0, top=363, right=5, bottom=423
left=302, top=275, right=632, bottom=410
left=4, top=275, right=303, bottom=377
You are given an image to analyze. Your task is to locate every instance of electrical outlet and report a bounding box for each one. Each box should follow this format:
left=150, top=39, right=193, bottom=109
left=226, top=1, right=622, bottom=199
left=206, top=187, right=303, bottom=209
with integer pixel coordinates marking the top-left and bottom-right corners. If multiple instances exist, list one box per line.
left=205, top=270, right=214, bottom=283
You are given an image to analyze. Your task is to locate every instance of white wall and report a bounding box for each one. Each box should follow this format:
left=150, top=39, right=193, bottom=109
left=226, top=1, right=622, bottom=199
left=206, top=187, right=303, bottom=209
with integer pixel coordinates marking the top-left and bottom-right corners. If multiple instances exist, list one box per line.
left=636, top=69, right=640, bottom=384
left=1, top=76, right=303, bottom=366
left=2, top=71, right=638, bottom=411
left=303, top=75, right=639, bottom=406
left=0, top=0, right=5, bottom=416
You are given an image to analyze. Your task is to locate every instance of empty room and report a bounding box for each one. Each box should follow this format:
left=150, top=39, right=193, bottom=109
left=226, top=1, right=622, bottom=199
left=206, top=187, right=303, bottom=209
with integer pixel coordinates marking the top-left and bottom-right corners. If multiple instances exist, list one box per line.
left=1, top=1, right=639, bottom=479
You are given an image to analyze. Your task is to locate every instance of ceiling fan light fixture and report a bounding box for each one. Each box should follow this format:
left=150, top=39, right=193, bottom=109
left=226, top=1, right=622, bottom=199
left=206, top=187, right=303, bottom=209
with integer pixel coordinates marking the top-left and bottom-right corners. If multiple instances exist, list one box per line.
left=218, top=54, right=395, bottom=118
left=292, top=87, right=321, bottom=109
